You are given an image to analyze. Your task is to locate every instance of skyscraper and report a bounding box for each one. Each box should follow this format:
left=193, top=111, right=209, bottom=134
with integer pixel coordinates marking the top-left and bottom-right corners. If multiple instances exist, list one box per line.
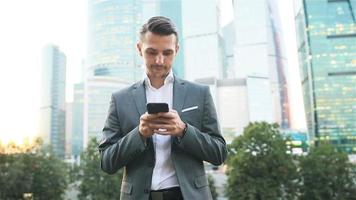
left=88, top=0, right=143, bottom=81
left=72, top=83, right=84, bottom=157
left=197, top=76, right=274, bottom=143
left=230, top=0, right=291, bottom=128
left=182, top=0, right=223, bottom=81
left=65, top=102, right=73, bottom=157
left=86, top=0, right=144, bottom=146
left=83, top=77, right=129, bottom=147
left=39, top=44, right=66, bottom=158
left=159, top=0, right=185, bottom=78
left=294, top=0, right=356, bottom=153
left=221, top=21, right=236, bottom=79
left=88, top=0, right=186, bottom=81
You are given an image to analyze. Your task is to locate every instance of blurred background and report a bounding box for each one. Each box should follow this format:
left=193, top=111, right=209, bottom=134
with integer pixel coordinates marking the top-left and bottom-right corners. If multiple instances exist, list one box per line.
left=0, top=0, right=355, bottom=199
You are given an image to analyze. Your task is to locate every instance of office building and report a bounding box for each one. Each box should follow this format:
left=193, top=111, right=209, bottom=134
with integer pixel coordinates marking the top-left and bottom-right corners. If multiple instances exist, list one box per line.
left=39, top=44, right=66, bottom=158
left=229, top=0, right=291, bottom=128
left=294, top=0, right=356, bottom=153
left=83, top=77, right=129, bottom=147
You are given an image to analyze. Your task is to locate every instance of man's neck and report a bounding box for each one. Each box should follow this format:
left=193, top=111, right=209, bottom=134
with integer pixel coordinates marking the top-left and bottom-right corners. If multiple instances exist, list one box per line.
left=150, top=78, right=165, bottom=89
left=147, top=72, right=171, bottom=89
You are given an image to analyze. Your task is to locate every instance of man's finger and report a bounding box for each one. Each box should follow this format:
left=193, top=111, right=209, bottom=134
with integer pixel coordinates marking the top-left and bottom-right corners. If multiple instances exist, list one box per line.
left=158, top=112, right=176, bottom=119
left=149, top=124, right=171, bottom=130
left=150, top=118, right=170, bottom=124
left=142, top=113, right=160, bottom=121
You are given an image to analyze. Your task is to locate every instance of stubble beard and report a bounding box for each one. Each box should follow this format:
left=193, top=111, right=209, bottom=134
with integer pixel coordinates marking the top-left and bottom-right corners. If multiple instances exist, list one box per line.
left=149, top=64, right=170, bottom=79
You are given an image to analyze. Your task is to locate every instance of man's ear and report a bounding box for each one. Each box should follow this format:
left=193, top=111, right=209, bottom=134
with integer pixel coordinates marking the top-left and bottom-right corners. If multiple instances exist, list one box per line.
left=175, top=44, right=180, bottom=54
left=136, top=43, right=143, bottom=56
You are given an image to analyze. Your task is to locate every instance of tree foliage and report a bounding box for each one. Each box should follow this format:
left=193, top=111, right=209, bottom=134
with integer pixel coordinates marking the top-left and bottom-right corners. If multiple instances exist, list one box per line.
left=226, top=122, right=298, bottom=200
left=298, top=143, right=356, bottom=200
left=0, top=139, right=68, bottom=200
left=30, top=149, right=68, bottom=199
left=74, top=137, right=123, bottom=200
left=208, top=174, right=218, bottom=200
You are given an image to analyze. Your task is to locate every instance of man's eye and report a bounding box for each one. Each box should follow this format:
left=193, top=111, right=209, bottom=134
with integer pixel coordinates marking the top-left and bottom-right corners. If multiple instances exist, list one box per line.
left=147, top=51, right=157, bottom=55
left=163, top=51, right=173, bottom=56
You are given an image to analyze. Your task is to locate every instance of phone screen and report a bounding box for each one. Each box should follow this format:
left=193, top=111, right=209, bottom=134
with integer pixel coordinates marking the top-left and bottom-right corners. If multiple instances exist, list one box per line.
left=146, top=103, right=169, bottom=114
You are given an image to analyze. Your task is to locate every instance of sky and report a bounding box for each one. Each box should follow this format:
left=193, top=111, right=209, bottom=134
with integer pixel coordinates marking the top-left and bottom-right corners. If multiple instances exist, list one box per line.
left=0, top=0, right=306, bottom=144
left=0, top=0, right=87, bottom=144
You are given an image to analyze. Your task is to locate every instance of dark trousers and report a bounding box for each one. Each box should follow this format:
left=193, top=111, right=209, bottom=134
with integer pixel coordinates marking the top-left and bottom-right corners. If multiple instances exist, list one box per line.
left=149, top=187, right=184, bottom=200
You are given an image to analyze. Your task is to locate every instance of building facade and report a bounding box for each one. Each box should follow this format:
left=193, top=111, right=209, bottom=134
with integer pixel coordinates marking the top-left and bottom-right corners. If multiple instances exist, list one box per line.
left=83, top=77, right=129, bottom=147
left=88, top=0, right=186, bottom=81
left=294, top=0, right=356, bottom=153
left=72, top=83, right=84, bottom=157
left=39, top=44, right=66, bottom=158
left=182, top=0, right=223, bottom=81
left=88, top=0, right=143, bottom=81
left=196, top=77, right=274, bottom=143
left=229, top=0, right=291, bottom=128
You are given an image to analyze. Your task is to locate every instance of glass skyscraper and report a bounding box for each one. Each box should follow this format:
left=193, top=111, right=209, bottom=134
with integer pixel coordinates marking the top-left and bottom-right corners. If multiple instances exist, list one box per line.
left=294, top=0, right=356, bottom=153
left=213, top=76, right=274, bottom=143
left=230, top=0, right=291, bottom=128
left=88, top=0, right=143, bottom=81
left=182, top=0, right=222, bottom=81
left=72, top=83, right=84, bottom=157
left=83, top=77, right=129, bottom=147
left=88, top=0, right=186, bottom=81
left=39, top=44, right=66, bottom=158
left=159, top=0, right=185, bottom=78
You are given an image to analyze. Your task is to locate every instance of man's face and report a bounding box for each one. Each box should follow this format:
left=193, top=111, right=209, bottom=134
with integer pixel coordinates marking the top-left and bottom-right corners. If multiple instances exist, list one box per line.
left=137, top=31, right=179, bottom=79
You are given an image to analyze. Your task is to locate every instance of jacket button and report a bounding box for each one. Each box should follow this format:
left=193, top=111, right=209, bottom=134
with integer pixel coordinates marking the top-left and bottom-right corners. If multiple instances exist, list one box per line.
left=144, top=189, right=150, bottom=193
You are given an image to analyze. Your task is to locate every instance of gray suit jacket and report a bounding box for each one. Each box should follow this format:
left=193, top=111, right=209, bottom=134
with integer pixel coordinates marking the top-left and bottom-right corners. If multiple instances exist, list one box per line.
left=99, top=77, right=227, bottom=200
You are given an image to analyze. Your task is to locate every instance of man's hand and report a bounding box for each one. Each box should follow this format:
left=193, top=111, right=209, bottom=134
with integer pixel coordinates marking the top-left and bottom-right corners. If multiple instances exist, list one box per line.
left=152, top=110, right=186, bottom=137
left=139, top=110, right=186, bottom=138
left=139, top=112, right=160, bottom=138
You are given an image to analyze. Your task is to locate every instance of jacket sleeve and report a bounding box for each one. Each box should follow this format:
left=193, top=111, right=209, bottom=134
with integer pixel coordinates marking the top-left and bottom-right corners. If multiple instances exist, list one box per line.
left=98, top=94, right=146, bottom=174
left=176, top=86, right=227, bottom=165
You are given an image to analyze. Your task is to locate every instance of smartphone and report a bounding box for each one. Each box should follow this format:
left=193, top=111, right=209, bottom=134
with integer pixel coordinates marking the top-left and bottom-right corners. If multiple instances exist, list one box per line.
left=146, top=103, right=169, bottom=114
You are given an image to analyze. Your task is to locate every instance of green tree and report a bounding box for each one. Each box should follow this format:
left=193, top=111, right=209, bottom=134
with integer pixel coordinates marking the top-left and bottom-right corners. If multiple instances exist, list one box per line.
left=299, top=143, right=356, bottom=200
left=75, top=137, right=123, bottom=200
left=29, top=148, right=68, bottom=200
left=208, top=174, right=218, bottom=200
left=0, top=140, right=68, bottom=200
left=0, top=153, right=32, bottom=199
left=226, top=122, right=298, bottom=200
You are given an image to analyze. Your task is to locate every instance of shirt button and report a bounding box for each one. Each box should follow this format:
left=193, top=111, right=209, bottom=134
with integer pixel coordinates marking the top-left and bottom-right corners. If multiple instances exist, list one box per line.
left=144, top=189, right=150, bottom=193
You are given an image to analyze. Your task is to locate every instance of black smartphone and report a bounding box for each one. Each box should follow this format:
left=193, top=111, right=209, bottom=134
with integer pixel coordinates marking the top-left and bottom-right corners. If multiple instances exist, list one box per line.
left=146, top=103, right=169, bottom=114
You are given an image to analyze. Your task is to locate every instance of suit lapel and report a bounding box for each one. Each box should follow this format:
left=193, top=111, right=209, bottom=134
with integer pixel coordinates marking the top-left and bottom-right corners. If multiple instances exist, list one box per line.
left=131, top=80, right=147, bottom=116
left=172, top=76, right=187, bottom=115
left=171, top=77, right=187, bottom=146
left=131, top=81, right=155, bottom=150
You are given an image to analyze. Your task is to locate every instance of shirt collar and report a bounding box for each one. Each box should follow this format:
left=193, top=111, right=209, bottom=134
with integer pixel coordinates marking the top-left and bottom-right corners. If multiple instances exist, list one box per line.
left=144, top=70, right=174, bottom=88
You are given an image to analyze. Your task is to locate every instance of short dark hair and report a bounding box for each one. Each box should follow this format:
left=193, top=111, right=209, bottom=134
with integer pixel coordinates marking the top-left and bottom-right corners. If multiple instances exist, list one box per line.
left=140, top=16, right=178, bottom=43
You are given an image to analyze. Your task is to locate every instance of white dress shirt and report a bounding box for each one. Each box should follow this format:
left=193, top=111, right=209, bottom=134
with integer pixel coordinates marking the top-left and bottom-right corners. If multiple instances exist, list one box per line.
left=144, top=71, right=179, bottom=190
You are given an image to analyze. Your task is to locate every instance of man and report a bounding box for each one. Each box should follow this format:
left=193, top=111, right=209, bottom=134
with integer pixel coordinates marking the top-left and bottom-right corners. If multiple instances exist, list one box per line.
left=99, top=16, right=227, bottom=200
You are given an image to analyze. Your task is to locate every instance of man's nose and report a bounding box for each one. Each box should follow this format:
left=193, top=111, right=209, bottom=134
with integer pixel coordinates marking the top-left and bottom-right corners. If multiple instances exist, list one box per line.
left=155, top=54, right=164, bottom=64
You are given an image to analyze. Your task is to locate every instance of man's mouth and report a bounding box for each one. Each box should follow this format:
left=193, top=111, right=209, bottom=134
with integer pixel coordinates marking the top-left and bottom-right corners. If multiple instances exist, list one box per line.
left=152, top=65, right=165, bottom=70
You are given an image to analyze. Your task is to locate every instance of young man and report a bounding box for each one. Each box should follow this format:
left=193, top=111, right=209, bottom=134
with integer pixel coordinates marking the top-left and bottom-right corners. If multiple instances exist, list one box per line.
left=99, top=16, right=227, bottom=200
